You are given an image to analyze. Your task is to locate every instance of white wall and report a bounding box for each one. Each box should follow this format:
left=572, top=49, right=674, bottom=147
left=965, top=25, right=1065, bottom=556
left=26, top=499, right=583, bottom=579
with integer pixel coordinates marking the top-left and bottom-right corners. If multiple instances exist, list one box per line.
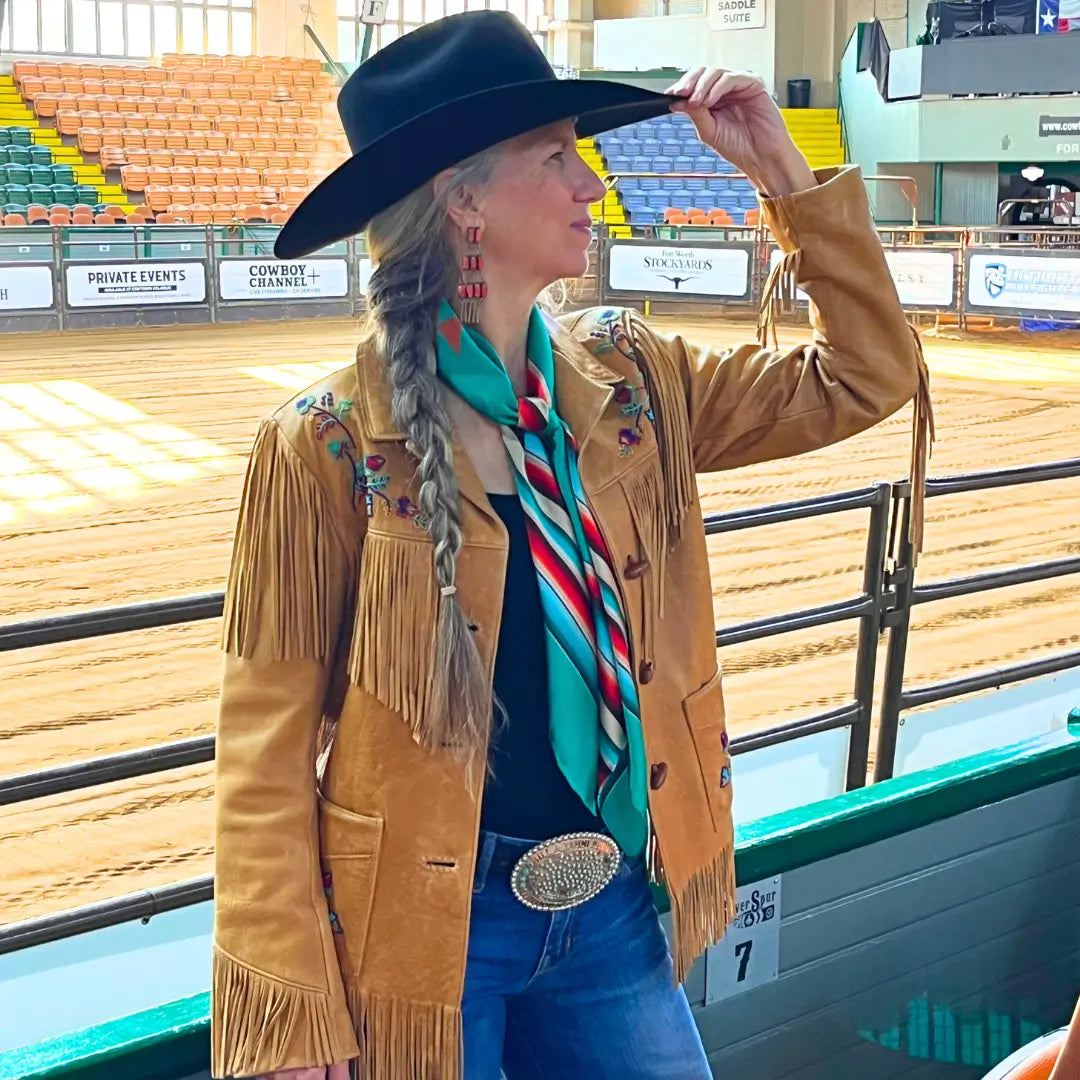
left=593, top=14, right=710, bottom=70
left=592, top=0, right=776, bottom=89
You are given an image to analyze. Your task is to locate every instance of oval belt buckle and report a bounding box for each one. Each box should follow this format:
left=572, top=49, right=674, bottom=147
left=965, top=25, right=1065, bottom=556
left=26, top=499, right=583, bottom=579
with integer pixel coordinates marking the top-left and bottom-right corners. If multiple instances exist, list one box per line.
left=510, top=831, right=622, bottom=912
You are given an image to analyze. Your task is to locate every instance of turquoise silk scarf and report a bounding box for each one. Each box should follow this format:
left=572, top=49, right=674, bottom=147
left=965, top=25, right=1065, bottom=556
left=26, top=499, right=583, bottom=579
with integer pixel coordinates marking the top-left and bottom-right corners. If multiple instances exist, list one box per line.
left=434, top=299, right=649, bottom=858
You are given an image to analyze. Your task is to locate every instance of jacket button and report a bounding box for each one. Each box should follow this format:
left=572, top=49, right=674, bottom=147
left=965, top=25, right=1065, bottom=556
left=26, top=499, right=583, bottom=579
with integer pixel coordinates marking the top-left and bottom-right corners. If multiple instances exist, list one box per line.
left=638, top=660, right=655, bottom=685
left=650, top=762, right=668, bottom=789
left=624, top=556, right=650, bottom=580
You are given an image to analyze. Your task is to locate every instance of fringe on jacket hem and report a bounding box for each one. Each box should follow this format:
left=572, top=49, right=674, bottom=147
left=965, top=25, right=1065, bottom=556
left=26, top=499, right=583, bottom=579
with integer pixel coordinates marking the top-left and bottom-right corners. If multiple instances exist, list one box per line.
left=667, top=844, right=738, bottom=987
left=347, top=986, right=463, bottom=1080
left=212, top=947, right=355, bottom=1078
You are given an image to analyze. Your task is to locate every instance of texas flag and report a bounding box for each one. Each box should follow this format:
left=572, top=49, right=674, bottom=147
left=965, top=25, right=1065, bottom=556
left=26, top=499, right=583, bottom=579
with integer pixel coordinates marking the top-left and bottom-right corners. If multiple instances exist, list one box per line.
left=1037, top=0, right=1080, bottom=32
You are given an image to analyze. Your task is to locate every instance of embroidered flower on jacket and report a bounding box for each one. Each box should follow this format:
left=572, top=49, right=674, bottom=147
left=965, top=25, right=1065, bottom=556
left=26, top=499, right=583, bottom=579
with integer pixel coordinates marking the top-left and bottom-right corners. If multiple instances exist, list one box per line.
left=295, top=391, right=429, bottom=529
left=719, top=764, right=732, bottom=789
left=361, top=454, right=430, bottom=530
left=614, top=372, right=654, bottom=457
left=321, top=869, right=344, bottom=935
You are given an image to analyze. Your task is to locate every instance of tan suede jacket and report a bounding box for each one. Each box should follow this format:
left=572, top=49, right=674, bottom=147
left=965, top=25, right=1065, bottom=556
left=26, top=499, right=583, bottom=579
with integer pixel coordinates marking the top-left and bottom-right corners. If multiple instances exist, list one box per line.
left=211, top=166, right=933, bottom=1079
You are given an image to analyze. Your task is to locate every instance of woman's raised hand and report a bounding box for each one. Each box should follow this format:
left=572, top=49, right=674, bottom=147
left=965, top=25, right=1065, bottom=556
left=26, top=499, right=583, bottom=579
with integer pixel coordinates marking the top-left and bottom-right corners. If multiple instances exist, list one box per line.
left=665, top=67, right=816, bottom=197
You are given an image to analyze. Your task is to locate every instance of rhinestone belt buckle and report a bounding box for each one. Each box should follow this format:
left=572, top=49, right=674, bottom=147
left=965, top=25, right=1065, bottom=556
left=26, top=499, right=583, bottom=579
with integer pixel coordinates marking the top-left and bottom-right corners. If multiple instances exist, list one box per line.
left=510, top=831, right=622, bottom=912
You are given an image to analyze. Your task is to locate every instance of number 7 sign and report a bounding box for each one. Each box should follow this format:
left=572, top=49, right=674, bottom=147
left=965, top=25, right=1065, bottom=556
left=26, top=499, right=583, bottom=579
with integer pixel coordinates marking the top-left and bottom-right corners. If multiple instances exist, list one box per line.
left=704, top=876, right=782, bottom=1004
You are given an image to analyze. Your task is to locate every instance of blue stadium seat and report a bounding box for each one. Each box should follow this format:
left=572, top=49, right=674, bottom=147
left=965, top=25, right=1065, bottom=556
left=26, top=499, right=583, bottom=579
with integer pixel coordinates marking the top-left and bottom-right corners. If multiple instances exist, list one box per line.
left=647, top=194, right=671, bottom=210
left=608, top=157, right=631, bottom=173
left=629, top=208, right=656, bottom=225
left=661, top=141, right=682, bottom=159
left=652, top=160, right=672, bottom=174
left=670, top=190, right=694, bottom=210
left=638, top=177, right=661, bottom=190
left=630, top=157, right=651, bottom=173
left=622, top=138, right=642, bottom=155
left=685, top=178, right=708, bottom=191
left=642, top=139, right=661, bottom=156
left=694, top=156, right=716, bottom=173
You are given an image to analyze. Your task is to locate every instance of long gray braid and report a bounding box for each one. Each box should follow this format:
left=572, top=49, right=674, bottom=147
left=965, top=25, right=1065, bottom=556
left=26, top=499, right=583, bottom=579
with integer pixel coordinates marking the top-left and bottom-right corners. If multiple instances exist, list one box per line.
left=362, top=153, right=502, bottom=787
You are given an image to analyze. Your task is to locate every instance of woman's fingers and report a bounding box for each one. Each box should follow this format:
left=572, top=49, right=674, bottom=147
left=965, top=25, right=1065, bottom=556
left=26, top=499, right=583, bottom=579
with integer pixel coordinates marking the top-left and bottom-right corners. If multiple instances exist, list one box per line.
left=687, top=67, right=726, bottom=108
left=700, top=71, right=766, bottom=108
left=664, top=66, right=706, bottom=98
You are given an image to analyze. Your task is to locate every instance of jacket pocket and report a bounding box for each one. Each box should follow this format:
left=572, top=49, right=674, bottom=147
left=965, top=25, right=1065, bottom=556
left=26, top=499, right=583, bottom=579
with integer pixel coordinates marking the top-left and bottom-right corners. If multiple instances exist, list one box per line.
left=318, top=795, right=383, bottom=979
left=682, top=669, right=733, bottom=834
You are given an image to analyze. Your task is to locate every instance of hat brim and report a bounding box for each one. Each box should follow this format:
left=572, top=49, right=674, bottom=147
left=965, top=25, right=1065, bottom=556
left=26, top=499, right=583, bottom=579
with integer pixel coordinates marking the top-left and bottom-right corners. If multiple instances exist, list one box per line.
left=274, top=78, right=674, bottom=259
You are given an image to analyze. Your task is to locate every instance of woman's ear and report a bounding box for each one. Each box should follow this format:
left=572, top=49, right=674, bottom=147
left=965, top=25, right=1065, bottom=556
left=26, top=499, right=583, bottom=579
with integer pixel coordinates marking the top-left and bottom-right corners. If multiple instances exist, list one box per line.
left=436, top=170, right=484, bottom=235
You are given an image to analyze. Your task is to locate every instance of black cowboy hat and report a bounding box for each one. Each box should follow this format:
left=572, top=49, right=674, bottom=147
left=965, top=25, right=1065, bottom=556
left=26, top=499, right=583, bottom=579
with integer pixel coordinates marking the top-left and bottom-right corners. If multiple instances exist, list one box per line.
left=274, top=10, right=674, bottom=259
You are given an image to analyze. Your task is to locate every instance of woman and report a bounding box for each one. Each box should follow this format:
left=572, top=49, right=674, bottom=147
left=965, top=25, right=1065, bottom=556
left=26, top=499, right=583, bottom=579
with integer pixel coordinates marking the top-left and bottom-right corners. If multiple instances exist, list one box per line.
left=212, top=11, right=933, bottom=1080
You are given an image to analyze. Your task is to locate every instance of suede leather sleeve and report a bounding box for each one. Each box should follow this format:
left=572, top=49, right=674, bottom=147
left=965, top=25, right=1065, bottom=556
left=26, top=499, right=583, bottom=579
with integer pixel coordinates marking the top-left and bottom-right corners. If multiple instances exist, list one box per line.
left=630, top=166, right=924, bottom=474
left=211, top=415, right=362, bottom=1077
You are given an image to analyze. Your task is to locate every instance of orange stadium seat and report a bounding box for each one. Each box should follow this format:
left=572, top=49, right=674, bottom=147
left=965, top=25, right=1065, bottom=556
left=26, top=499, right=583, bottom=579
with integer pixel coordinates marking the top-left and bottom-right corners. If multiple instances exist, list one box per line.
left=3, top=213, right=28, bottom=227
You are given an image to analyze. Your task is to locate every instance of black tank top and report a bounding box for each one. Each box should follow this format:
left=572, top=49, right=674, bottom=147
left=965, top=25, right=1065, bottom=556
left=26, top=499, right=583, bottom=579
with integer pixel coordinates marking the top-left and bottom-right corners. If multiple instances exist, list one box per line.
left=479, top=493, right=606, bottom=840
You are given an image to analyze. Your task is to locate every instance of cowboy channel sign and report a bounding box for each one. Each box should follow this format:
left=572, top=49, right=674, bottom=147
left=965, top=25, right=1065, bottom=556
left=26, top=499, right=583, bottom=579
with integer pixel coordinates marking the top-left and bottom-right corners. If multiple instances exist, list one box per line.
left=704, top=876, right=782, bottom=1004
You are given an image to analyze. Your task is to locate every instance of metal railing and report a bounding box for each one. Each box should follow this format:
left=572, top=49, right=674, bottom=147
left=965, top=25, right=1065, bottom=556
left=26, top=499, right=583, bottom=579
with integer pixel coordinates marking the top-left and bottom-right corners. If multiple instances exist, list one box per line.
left=2, top=455, right=1080, bottom=954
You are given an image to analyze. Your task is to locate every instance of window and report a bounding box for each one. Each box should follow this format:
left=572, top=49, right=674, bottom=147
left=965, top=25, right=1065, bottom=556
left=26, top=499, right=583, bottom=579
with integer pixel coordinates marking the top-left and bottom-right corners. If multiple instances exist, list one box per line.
left=0, top=0, right=256, bottom=56
left=336, top=0, right=547, bottom=66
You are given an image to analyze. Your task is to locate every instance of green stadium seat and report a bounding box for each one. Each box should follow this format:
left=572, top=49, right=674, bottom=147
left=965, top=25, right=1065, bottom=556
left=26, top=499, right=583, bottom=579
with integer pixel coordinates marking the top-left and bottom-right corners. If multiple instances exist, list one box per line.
left=50, top=185, right=76, bottom=207
left=50, top=164, right=74, bottom=185
left=0, top=129, right=10, bottom=147
left=26, top=184, right=52, bottom=205
left=5, top=146, right=31, bottom=167
left=75, top=184, right=98, bottom=204
left=8, top=128, right=33, bottom=147
left=27, top=164, right=53, bottom=185
left=4, top=184, right=30, bottom=206
left=3, top=201, right=29, bottom=215
left=28, top=145, right=52, bottom=165
left=3, top=164, right=30, bottom=186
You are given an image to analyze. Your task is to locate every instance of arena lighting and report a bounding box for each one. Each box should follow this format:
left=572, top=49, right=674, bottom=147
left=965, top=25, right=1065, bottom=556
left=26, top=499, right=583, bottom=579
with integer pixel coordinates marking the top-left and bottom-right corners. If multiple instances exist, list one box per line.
left=1022, top=165, right=1046, bottom=182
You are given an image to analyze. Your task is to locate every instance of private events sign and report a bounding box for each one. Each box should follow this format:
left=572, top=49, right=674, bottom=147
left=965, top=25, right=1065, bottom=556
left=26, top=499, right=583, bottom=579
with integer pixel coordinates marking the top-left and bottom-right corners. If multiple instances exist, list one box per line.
left=709, top=0, right=767, bottom=31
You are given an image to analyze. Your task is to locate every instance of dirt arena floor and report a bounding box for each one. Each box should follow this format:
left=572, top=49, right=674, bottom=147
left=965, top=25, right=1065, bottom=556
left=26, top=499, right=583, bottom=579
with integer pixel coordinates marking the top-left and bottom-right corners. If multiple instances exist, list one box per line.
left=1, top=314, right=1079, bottom=926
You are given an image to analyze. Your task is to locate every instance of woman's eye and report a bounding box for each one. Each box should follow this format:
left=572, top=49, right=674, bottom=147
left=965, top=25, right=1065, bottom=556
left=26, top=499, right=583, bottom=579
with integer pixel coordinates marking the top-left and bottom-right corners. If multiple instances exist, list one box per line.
left=550, top=151, right=565, bottom=161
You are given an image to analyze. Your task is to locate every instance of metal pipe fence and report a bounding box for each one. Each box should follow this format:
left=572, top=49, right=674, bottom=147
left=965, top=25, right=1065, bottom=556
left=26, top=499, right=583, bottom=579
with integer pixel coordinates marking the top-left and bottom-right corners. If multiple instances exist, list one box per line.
left=0, top=456, right=1077, bottom=949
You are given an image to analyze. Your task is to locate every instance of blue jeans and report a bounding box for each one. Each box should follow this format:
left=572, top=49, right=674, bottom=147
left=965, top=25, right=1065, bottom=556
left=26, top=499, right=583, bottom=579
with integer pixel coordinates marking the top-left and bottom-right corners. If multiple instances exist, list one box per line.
left=463, top=829, right=714, bottom=1079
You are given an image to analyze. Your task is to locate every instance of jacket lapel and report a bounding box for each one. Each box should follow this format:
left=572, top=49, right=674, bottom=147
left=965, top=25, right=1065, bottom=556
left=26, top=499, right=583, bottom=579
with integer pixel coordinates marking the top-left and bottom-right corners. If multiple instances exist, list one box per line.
left=354, top=319, right=626, bottom=523
left=355, top=338, right=496, bottom=525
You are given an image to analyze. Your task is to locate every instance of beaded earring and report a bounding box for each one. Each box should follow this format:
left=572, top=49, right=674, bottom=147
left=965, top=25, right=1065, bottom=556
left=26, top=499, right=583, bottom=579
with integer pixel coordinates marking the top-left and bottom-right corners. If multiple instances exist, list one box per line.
left=458, top=225, right=486, bottom=324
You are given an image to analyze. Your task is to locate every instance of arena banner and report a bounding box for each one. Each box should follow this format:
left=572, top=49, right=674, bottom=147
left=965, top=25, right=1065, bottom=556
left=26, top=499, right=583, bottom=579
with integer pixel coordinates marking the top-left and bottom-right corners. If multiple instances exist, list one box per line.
left=65, top=263, right=206, bottom=308
left=607, top=241, right=753, bottom=302
left=966, top=249, right=1080, bottom=317
left=0, top=266, right=54, bottom=311
left=768, top=246, right=956, bottom=310
left=219, top=258, right=350, bottom=301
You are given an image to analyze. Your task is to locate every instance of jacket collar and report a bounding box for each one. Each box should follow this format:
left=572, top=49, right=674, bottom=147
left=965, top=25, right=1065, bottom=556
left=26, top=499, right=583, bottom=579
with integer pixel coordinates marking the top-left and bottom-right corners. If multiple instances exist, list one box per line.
left=355, top=318, right=625, bottom=524
left=355, top=316, right=625, bottom=444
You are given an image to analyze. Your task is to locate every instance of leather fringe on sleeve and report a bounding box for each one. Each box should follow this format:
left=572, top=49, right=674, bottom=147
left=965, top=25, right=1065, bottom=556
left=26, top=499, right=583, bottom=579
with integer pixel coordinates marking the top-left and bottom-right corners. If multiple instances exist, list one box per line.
left=212, top=947, right=354, bottom=1079
left=757, top=252, right=936, bottom=566
left=346, top=530, right=439, bottom=745
left=221, top=417, right=360, bottom=665
left=622, top=308, right=698, bottom=552
left=906, top=324, right=936, bottom=567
